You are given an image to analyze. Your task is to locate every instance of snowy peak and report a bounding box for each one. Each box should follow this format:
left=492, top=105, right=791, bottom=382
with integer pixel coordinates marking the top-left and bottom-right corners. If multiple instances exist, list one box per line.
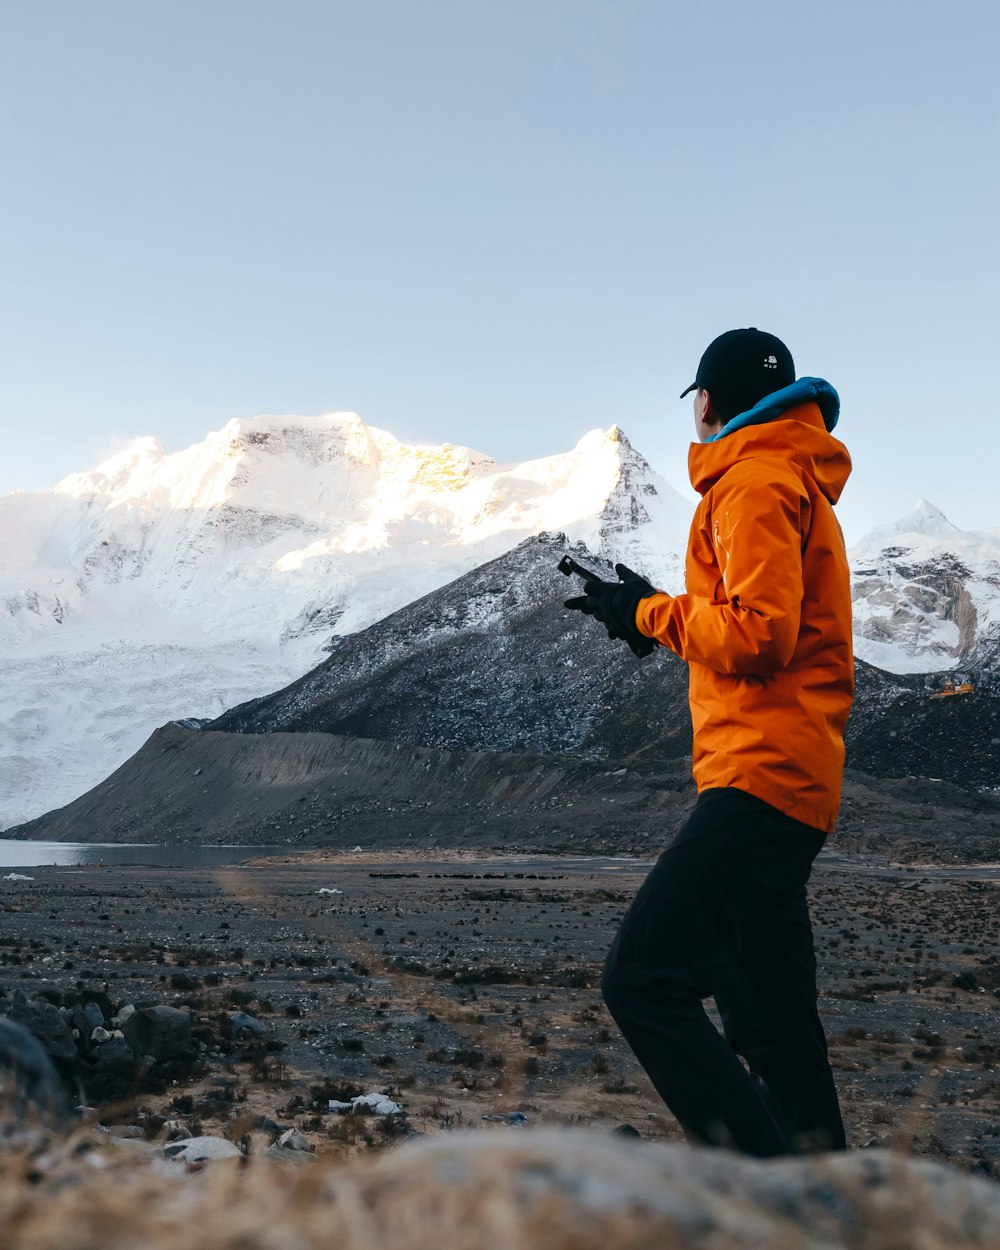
left=850, top=498, right=1000, bottom=568
left=52, top=413, right=483, bottom=514
left=852, top=498, right=960, bottom=549
left=850, top=501, right=1000, bottom=674
left=904, top=498, right=960, bottom=535
left=43, top=414, right=670, bottom=560
left=34, top=411, right=690, bottom=643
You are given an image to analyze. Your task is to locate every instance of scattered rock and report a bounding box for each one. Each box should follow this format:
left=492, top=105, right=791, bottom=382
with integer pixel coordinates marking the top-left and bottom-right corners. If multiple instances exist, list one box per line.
left=329, top=1091, right=403, bottom=1116
left=159, top=1120, right=193, bottom=1142
left=229, top=1011, right=268, bottom=1040
left=81, top=991, right=115, bottom=1023
left=389, top=954, right=430, bottom=975
left=85, top=1037, right=137, bottom=1070
left=123, top=1005, right=193, bottom=1062
left=483, top=1110, right=529, bottom=1127
left=82, top=1001, right=106, bottom=1035
left=276, top=1129, right=313, bottom=1152
left=163, top=1135, right=243, bottom=1164
left=107, top=1125, right=146, bottom=1140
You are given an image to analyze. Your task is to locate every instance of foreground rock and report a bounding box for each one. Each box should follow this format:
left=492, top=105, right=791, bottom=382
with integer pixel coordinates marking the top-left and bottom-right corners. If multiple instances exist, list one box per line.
left=0, top=1018, right=69, bottom=1140
left=343, top=1132, right=1000, bottom=1249
left=1, top=992, right=280, bottom=1108
left=2, top=1129, right=1000, bottom=1249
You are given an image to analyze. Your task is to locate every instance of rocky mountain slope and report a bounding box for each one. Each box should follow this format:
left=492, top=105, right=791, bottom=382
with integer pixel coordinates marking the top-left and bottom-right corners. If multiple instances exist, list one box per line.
left=212, top=532, right=693, bottom=763
left=10, top=720, right=693, bottom=854
left=210, top=531, right=1000, bottom=791
left=0, top=416, right=690, bottom=828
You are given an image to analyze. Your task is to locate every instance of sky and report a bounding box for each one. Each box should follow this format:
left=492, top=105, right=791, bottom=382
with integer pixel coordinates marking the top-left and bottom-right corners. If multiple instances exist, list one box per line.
left=1, top=0, right=998, bottom=546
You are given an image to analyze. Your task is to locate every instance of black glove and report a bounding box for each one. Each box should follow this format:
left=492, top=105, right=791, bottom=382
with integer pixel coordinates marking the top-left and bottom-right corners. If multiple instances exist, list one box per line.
left=564, top=562, right=658, bottom=658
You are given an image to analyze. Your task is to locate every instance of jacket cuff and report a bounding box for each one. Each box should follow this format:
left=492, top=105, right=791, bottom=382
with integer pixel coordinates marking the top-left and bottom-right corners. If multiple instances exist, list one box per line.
left=635, top=592, right=671, bottom=639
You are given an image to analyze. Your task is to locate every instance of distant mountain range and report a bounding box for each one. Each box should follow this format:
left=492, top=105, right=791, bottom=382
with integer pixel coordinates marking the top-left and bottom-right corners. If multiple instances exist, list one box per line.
left=2, top=412, right=998, bottom=829
left=12, top=532, right=999, bottom=859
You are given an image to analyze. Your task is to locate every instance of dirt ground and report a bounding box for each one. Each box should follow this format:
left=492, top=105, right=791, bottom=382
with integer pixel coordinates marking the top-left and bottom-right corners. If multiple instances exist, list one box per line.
left=4, top=850, right=1000, bottom=1173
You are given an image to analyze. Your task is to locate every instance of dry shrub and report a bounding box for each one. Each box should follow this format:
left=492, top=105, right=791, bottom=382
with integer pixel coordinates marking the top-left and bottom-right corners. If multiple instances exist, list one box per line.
left=2, top=1128, right=1000, bottom=1250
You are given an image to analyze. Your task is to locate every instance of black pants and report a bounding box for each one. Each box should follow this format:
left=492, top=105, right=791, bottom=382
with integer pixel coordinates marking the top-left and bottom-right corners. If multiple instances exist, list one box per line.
left=602, top=787, right=845, bottom=1157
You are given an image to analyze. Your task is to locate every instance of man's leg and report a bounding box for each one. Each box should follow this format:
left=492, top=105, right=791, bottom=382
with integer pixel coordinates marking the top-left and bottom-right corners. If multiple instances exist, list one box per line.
left=711, top=800, right=846, bottom=1151
left=601, top=789, right=793, bottom=1156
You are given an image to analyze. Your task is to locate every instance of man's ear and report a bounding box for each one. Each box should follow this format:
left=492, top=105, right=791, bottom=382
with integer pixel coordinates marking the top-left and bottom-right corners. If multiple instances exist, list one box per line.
left=698, top=390, right=724, bottom=431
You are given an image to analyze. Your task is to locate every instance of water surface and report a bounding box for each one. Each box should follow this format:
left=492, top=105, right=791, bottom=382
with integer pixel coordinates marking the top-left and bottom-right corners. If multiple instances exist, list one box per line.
left=0, top=841, right=310, bottom=869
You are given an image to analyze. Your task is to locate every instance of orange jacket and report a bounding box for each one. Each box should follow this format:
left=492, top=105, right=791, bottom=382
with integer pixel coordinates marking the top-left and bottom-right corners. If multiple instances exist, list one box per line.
left=635, top=389, right=853, bottom=833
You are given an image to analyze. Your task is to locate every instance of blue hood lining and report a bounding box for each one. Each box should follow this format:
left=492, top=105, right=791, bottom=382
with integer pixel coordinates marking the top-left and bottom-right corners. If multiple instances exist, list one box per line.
left=706, top=377, right=840, bottom=443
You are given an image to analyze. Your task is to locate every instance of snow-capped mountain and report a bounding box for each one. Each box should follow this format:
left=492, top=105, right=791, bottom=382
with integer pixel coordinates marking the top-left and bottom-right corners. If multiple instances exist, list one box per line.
left=4, top=408, right=999, bottom=832
left=0, top=413, right=691, bottom=828
left=849, top=499, right=1000, bottom=675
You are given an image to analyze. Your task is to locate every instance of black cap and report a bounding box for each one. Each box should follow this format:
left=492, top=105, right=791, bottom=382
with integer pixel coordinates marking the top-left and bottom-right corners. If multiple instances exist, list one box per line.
left=680, top=328, right=795, bottom=414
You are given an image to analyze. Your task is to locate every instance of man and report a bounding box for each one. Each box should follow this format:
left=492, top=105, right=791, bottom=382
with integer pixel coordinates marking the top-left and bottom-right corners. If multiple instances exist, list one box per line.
left=565, top=328, right=853, bottom=1156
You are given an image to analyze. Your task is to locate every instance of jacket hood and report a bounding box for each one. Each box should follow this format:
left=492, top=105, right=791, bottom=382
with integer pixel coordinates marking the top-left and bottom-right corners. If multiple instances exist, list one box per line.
left=707, top=377, right=840, bottom=441
left=688, top=377, right=851, bottom=504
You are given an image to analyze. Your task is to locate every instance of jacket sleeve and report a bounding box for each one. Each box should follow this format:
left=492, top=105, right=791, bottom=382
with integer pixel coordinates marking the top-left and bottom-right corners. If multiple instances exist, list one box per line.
left=635, top=465, right=809, bottom=675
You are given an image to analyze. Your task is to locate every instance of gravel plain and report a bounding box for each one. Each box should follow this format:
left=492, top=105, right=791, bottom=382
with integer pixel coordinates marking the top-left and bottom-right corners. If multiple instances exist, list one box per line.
left=3, top=850, right=1000, bottom=1171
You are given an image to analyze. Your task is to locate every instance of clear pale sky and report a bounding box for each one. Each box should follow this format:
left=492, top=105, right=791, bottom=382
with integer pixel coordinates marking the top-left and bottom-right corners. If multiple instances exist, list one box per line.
left=1, top=0, right=998, bottom=545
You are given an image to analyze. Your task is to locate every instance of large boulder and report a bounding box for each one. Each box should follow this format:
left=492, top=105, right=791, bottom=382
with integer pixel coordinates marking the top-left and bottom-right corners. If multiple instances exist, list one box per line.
left=314, top=1130, right=1000, bottom=1249
left=5, top=993, right=76, bottom=1064
left=0, top=1017, right=69, bottom=1137
left=122, top=1006, right=192, bottom=1062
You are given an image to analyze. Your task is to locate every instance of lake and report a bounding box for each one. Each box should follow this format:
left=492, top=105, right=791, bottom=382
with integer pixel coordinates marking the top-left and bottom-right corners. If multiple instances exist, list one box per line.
left=0, top=841, right=311, bottom=869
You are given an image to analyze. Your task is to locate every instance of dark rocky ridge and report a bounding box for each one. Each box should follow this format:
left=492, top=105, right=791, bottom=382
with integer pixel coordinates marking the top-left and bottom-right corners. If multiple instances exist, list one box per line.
left=10, top=533, right=999, bottom=857
left=211, top=532, right=998, bottom=790
left=213, top=531, right=694, bottom=763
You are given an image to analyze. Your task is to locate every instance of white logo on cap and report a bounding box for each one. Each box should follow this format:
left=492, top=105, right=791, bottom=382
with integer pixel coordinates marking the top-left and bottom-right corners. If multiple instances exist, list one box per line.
left=764, top=355, right=778, bottom=369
